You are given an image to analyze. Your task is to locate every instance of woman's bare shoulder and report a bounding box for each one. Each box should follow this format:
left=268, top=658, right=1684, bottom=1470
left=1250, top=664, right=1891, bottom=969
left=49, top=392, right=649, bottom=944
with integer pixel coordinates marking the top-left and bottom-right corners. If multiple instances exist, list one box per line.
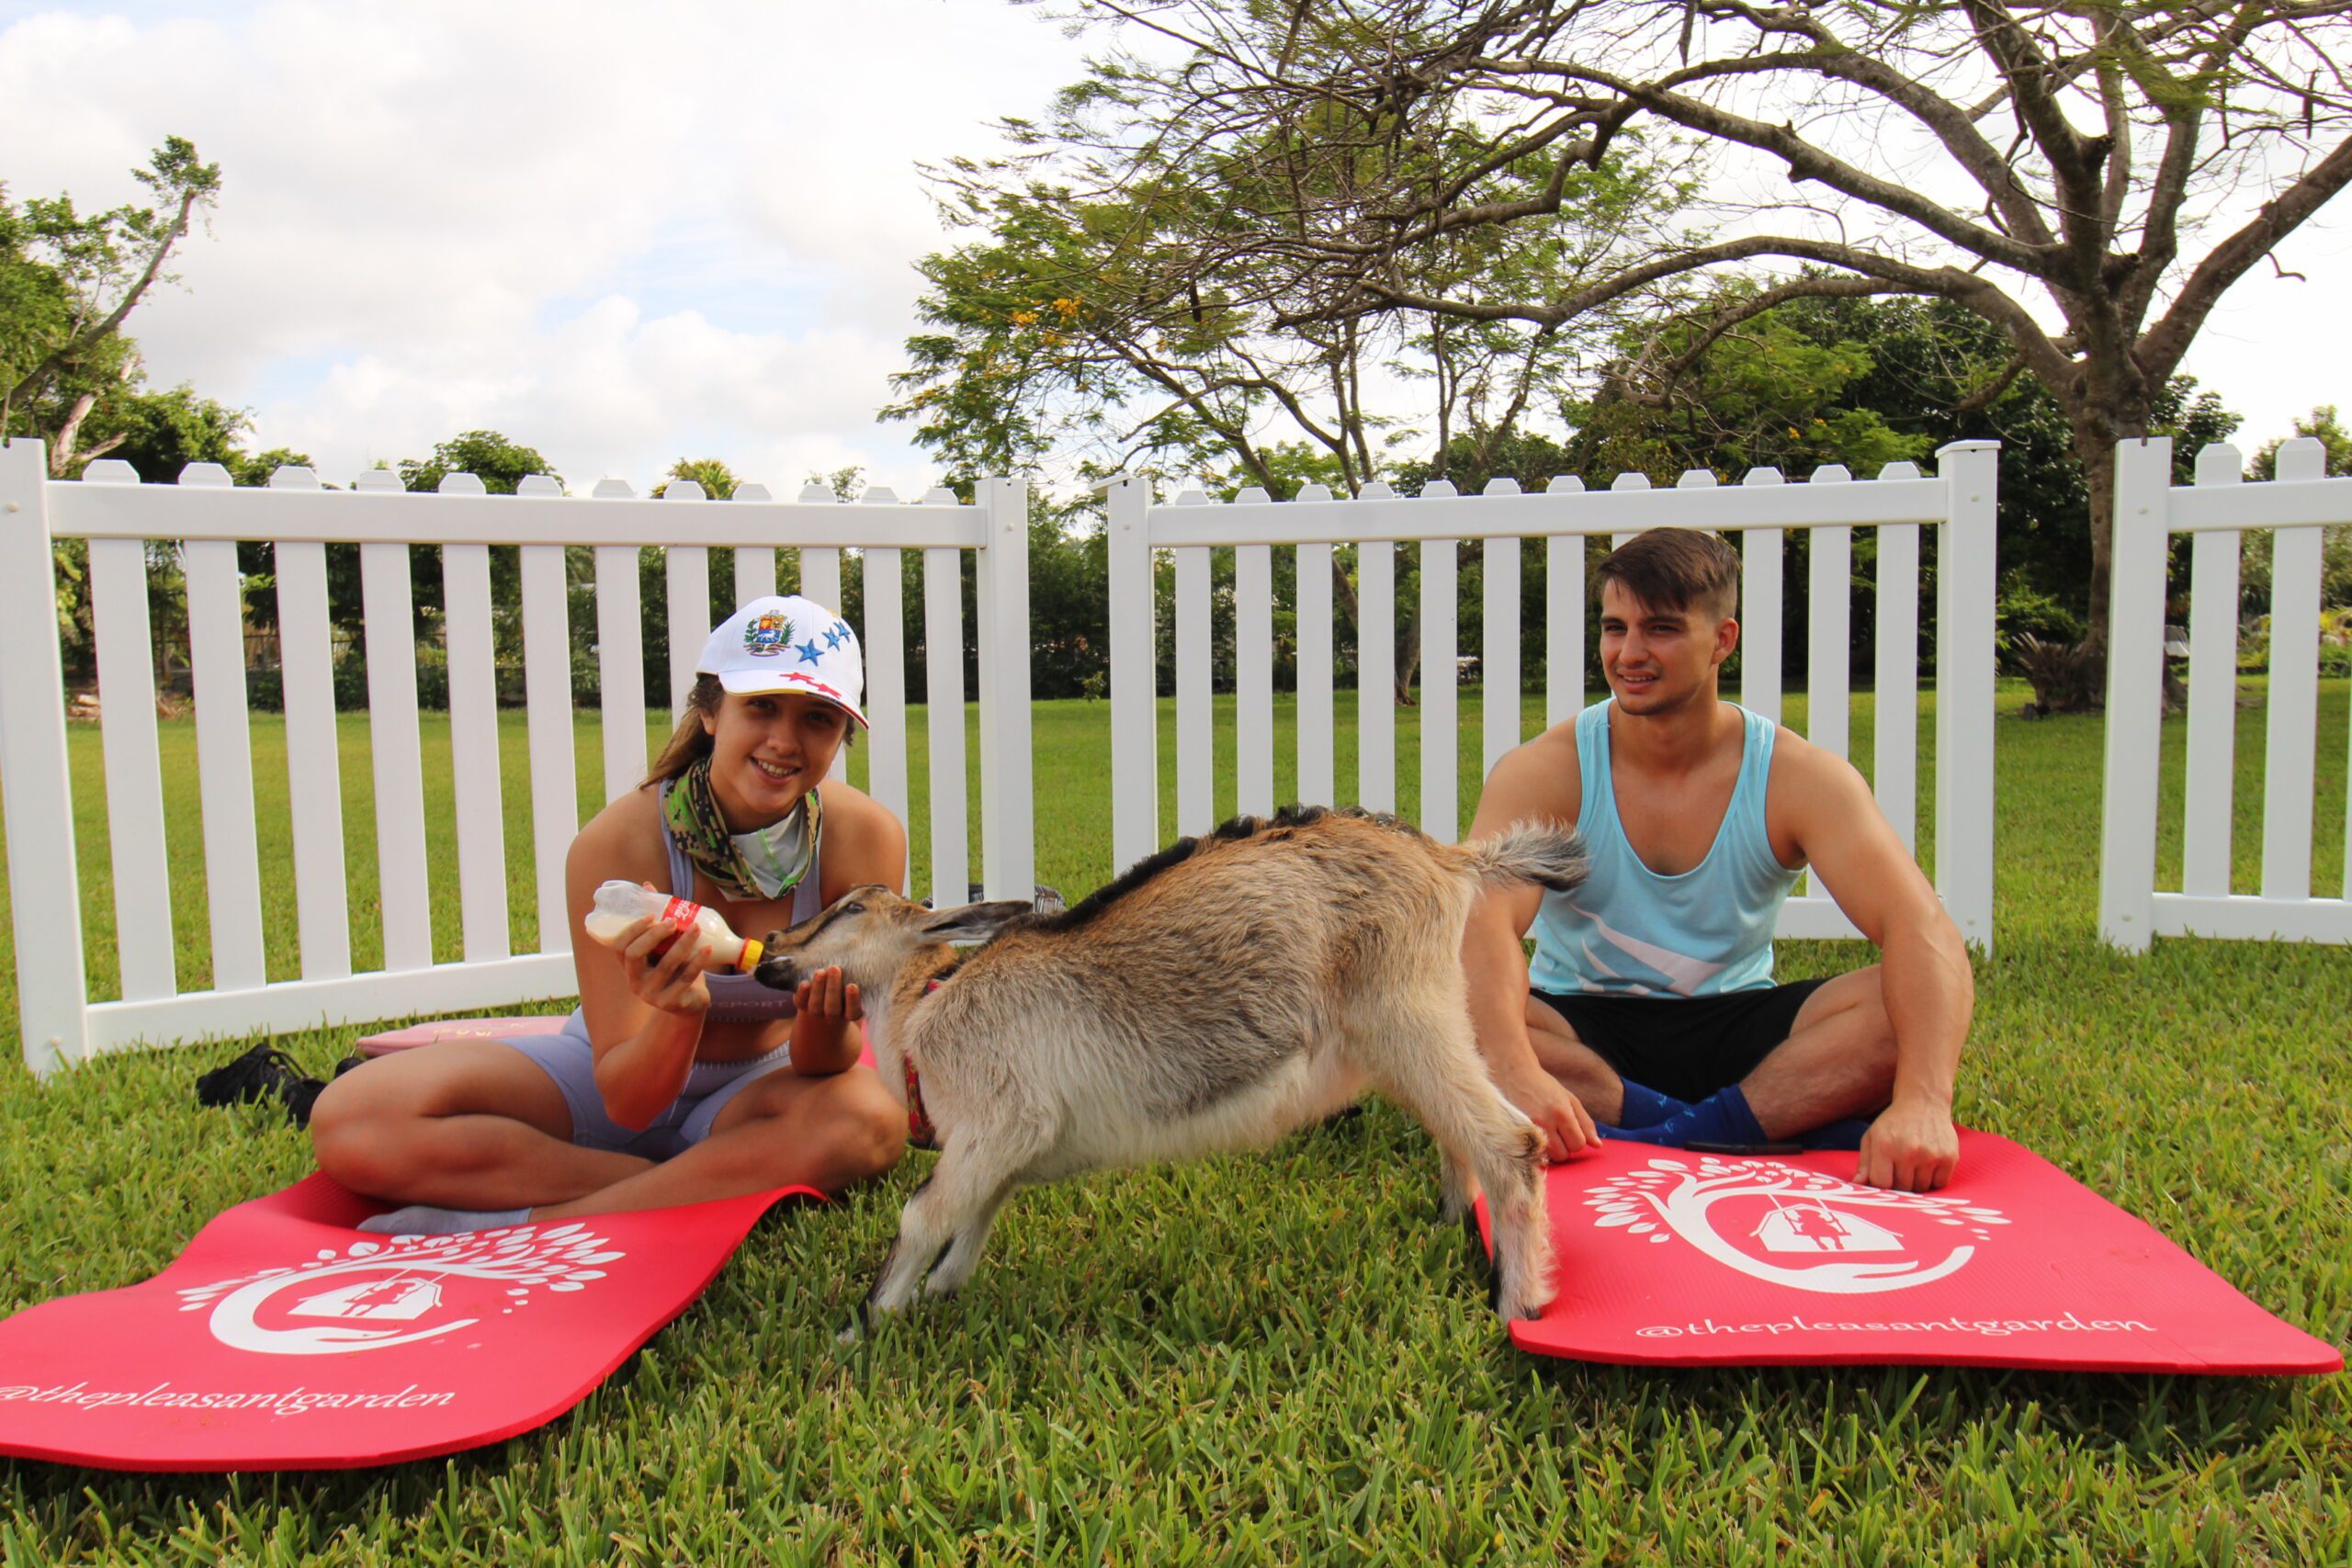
left=568, top=784, right=671, bottom=886
left=819, top=778, right=909, bottom=896
left=820, top=777, right=888, bottom=827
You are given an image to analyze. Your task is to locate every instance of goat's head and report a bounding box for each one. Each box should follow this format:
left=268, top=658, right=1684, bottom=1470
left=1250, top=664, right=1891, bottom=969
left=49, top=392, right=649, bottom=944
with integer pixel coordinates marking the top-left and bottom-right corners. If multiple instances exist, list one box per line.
left=753, top=886, right=1033, bottom=998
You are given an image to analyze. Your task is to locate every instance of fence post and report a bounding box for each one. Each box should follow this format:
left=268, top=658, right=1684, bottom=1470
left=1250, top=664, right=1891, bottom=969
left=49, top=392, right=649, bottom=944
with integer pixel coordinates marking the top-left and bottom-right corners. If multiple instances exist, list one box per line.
left=1106, top=478, right=1158, bottom=873
left=2098, top=437, right=2175, bottom=952
left=1418, top=480, right=1460, bottom=843
left=1932, top=441, right=1999, bottom=954
left=2260, top=437, right=2327, bottom=903
left=0, top=440, right=90, bottom=1074
left=976, top=475, right=1035, bottom=902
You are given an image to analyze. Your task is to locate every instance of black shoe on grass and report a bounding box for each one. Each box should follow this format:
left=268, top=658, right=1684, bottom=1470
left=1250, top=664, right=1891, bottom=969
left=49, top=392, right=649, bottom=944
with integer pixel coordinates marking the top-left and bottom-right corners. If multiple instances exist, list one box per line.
left=195, top=1043, right=329, bottom=1129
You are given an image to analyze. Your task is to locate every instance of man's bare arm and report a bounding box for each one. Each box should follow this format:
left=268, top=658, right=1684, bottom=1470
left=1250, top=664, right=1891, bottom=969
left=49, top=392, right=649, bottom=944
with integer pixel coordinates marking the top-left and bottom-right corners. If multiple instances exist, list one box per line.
left=1464, top=739, right=1598, bottom=1161
left=1781, top=739, right=1972, bottom=1190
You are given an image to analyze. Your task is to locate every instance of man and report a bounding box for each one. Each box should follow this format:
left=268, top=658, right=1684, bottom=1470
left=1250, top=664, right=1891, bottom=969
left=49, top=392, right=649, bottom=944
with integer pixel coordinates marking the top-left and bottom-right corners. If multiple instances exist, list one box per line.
left=1464, top=527, right=1970, bottom=1191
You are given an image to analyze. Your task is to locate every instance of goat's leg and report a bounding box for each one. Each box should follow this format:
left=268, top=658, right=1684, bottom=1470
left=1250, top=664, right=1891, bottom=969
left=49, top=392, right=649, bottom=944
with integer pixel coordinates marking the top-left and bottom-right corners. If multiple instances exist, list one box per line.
left=863, top=1130, right=1034, bottom=1321
left=922, top=1182, right=1017, bottom=1299
left=1357, top=1009, right=1555, bottom=1323
left=1436, top=1144, right=1480, bottom=1224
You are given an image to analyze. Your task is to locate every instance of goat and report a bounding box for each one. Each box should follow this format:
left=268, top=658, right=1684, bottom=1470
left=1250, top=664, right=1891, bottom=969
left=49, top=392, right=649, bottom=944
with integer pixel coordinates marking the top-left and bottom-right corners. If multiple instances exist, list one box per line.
left=753, top=806, right=1587, bottom=1325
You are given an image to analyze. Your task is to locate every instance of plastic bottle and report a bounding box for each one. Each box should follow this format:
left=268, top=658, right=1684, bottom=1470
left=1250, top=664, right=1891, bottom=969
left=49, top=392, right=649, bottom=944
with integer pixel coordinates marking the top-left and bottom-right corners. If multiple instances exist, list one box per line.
left=582, top=880, right=764, bottom=971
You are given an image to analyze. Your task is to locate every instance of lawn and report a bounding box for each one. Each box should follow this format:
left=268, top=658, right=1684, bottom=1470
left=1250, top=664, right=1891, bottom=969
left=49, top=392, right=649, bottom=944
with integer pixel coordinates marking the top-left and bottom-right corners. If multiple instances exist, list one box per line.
left=1, top=682, right=2347, bottom=1563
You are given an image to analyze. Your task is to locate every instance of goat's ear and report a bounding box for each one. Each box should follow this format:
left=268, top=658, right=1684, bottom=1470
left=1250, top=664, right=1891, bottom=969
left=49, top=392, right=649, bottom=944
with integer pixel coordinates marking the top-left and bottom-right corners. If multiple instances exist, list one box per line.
left=918, top=900, right=1032, bottom=945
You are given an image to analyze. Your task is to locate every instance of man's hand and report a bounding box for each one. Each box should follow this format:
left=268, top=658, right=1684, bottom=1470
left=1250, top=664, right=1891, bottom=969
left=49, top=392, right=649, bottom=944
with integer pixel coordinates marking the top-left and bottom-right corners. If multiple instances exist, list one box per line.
left=1497, top=1064, right=1598, bottom=1163
left=1857, top=1099, right=1959, bottom=1191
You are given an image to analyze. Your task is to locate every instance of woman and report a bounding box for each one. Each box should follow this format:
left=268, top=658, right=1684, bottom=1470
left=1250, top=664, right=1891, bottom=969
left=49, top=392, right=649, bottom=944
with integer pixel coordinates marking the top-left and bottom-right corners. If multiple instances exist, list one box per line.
left=311, top=594, right=908, bottom=1235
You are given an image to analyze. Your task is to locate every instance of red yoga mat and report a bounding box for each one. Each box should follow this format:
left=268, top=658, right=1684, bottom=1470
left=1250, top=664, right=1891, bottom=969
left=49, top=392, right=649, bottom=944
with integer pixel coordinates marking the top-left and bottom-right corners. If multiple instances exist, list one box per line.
left=0, top=1175, right=819, bottom=1472
left=1478, top=1130, right=2341, bottom=1373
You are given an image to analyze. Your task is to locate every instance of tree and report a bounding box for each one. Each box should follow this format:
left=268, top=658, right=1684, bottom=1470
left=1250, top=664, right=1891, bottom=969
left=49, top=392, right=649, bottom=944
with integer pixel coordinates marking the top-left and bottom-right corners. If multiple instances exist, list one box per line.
left=888, top=98, right=1691, bottom=701
left=393, top=433, right=565, bottom=694
left=398, top=429, right=559, bottom=496
left=4, top=141, right=223, bottom=674
left=1575, top=287, right=2239, bottom=705
left=2251, top=406, right=2352, bottom=480
left=1, top=138, right=221, bottom=476
left=651, top=457, right=740, bottom=500
left=2245, top=407, right=2352, bottom=610
left=1044, top=1, right=2352, bottom=700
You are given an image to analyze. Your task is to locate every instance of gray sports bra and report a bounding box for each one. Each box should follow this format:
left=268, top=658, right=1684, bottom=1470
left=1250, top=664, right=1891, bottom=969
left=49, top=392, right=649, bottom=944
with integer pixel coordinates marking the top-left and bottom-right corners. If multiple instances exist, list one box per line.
left=659, top=782, right=823, bottom=1021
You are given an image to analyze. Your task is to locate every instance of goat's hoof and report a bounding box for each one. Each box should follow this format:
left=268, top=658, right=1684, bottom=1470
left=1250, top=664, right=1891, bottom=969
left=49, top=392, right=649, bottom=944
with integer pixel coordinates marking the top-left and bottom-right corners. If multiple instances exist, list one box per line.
left=1492, top=1291, right=1543, bottom=1325
left=1314, top=1103, right=1365, bottom=1134
left=836, top=1299, right=876, bottom=1346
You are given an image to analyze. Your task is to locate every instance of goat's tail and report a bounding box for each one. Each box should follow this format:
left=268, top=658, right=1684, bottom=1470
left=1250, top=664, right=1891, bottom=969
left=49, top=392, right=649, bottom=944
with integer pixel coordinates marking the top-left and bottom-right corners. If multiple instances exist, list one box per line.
left=1454, top=821, right=1589, bottom=894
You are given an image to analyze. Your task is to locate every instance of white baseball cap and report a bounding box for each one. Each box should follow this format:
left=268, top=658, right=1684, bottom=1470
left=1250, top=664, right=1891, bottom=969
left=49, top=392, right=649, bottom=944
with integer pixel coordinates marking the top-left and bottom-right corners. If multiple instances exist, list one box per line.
left=697, top=594, right=868, bottom=728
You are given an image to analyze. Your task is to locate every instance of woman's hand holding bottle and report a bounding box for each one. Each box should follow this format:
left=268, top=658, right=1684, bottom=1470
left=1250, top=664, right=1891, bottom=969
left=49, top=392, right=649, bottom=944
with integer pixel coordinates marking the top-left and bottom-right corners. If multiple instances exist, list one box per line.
left=584, top=880, right=769, bottom=1018
left=614, top=913, right=718, bottom=1016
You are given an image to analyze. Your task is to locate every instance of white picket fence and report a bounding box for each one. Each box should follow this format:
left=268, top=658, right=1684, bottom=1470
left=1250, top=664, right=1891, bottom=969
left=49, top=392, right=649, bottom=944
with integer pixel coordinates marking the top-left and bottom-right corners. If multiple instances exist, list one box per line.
left=0, top=439, right=1035, bottom=1075
left=2099, top=436, right=2352, bottom=950
left=1103, top=440, right=2001, bottom=952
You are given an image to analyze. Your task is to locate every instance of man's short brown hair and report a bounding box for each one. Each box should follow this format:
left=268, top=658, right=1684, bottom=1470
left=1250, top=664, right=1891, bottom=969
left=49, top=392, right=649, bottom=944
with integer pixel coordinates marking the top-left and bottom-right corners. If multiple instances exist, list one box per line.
left=1594, top=527, right=1741, bottom=622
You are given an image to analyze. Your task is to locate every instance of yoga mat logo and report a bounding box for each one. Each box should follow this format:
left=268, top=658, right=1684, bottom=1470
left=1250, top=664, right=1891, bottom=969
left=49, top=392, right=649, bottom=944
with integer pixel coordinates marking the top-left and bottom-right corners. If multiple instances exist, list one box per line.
left=173, top=1223, right=625, bottom=1357
left=1583, top=1156, right=2007, bottom=1295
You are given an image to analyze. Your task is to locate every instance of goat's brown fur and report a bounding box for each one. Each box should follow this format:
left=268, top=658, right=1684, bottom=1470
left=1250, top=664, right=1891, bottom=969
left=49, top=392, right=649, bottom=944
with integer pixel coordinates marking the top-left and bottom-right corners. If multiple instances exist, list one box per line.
left=757, top=805, right=1583, bottom=1325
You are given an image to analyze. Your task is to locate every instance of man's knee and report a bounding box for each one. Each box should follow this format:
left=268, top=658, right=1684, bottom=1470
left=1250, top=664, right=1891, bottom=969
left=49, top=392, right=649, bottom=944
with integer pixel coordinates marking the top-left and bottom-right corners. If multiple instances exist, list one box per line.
left=1825, top=967, right=1898, bottom=1084
left=1853, top=969, right=1898, bottom=1051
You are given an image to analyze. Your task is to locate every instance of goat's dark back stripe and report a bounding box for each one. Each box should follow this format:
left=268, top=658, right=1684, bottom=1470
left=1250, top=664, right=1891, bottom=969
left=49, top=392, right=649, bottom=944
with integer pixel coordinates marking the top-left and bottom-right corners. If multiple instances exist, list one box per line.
left=1009, top=804, right=1422, bottom=942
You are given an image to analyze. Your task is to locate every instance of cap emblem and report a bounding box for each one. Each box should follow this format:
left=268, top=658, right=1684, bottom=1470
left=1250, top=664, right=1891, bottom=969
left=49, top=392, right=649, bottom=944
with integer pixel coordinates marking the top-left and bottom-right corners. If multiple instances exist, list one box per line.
left=742, top=611, right=792, bottom=658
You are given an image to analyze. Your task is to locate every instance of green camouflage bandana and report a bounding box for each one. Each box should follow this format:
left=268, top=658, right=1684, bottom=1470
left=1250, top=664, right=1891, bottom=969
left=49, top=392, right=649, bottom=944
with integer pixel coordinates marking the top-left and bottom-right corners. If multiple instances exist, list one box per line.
left=662, top=756, right=823, bottom=903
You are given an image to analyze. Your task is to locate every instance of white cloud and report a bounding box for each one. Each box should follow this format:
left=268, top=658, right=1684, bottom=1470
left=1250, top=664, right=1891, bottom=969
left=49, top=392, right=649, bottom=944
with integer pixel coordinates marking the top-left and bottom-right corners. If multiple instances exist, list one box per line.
left=3, top=0, right=2341, bottom=492
left=0, top=0, right=1098, bottom=491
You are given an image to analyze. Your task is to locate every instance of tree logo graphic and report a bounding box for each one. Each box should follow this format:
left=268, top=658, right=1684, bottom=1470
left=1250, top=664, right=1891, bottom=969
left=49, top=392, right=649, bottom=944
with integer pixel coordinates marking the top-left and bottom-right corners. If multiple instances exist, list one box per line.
left=1584, top=1156, right=2007, bottom=1295
left=174, top=1223, right=626, bottom=1356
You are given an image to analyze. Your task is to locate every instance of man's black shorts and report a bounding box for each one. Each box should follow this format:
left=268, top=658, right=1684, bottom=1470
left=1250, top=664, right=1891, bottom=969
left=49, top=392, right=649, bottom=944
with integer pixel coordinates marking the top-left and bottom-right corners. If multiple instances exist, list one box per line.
left=1527, top=979, right=1828, bottom=1103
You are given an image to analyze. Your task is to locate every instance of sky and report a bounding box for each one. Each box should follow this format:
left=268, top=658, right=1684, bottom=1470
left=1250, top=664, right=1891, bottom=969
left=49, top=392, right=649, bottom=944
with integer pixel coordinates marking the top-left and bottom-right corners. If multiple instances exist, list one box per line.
left=0, top=0, right=1102, bottom=495
left=3, top=0, right=2346, bottom=498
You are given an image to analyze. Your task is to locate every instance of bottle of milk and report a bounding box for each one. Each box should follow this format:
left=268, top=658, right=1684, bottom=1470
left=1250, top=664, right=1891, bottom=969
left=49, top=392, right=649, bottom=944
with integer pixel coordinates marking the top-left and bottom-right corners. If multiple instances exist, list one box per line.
left=582, top=880, right=764, bottom=972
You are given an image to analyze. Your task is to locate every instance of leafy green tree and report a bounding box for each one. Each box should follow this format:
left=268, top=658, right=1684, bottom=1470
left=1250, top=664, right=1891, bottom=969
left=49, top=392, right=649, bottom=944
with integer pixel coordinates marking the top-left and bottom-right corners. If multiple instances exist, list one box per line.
left=1043, top=0, right=2350, bottom=702
left=2251, top=407, right=2352, bottom=481
left=390, top=432, right=564, bottom=694
left=2245, top=407, right=2352, bottom=611
left=616, top=458, right=751, bottom=712
left=89, top=384, right=247, bottom=480
left=1573, top=288, right=2237, bottom=697
left=652, top=457, right=739, bottom=500
left=889, top=80, right=1691, bottom=701
left=1, top=137, right=221, bottom=476
left=398, top=430, right=558, bottom=496
left=3, top=141, right=221, bottom=673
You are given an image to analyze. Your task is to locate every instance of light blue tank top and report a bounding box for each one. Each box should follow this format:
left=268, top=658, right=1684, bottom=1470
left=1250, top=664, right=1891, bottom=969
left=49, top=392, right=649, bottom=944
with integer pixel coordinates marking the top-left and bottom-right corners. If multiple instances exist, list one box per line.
left=1528, top=703, right=1800, bottom=998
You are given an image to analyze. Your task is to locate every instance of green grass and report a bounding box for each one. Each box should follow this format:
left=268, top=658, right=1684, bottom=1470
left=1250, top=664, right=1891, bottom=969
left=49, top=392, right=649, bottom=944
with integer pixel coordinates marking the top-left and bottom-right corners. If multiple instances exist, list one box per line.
left=1, top=682, right=2348, bottom=1564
